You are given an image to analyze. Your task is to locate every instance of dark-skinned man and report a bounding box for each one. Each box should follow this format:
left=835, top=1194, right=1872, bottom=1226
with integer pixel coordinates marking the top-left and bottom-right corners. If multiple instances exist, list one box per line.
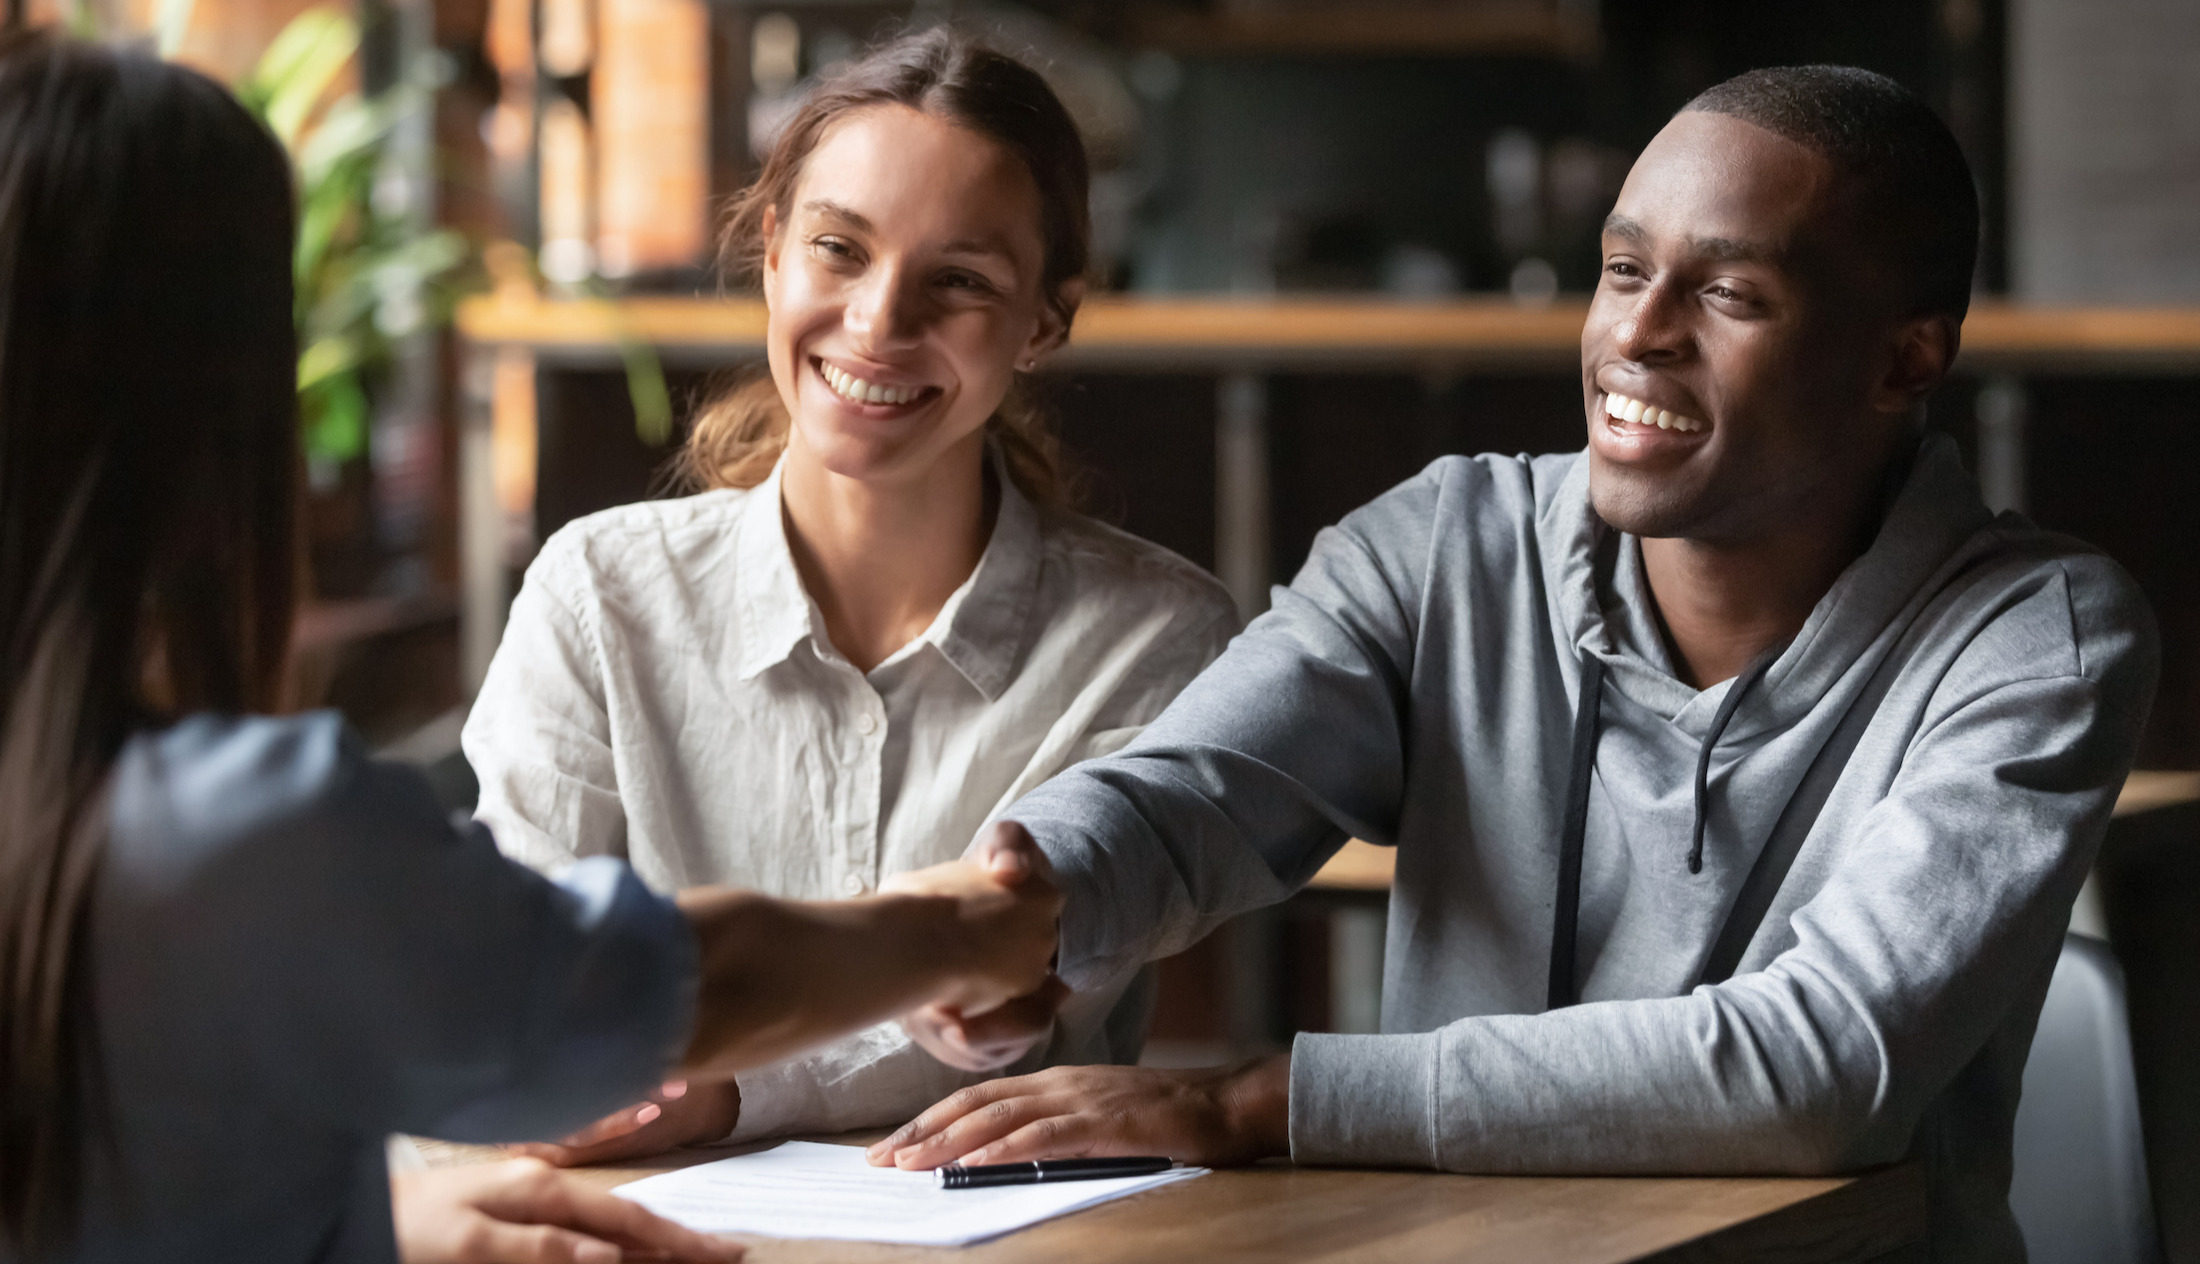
left=878, top=66, right=2157, bottom=1262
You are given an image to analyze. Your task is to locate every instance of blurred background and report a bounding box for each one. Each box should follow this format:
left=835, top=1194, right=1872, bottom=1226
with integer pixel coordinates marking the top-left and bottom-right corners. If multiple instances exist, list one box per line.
left=26, top=0, right=2199, bottom=1256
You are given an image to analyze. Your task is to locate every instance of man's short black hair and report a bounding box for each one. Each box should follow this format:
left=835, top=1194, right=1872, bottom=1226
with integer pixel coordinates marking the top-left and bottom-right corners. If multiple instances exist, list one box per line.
left=1685, top=65, right=1980, bottom=321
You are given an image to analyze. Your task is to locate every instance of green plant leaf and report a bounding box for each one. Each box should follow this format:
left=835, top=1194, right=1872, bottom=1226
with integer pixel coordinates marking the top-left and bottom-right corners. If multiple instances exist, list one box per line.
left=296, top=93, right=395, bottom=187
left=621, top=331, right=675, bottom=447
left=64, top=0, right=102, bottom=40
left=301, top=369, right=369, bottom=463
left=227, top=6, right=483, bottom=476
left=250, top=8, right=360, bottom=147
left=297, top=334, right=360, bottom=393
left=294, top=160, right=369, bottom=293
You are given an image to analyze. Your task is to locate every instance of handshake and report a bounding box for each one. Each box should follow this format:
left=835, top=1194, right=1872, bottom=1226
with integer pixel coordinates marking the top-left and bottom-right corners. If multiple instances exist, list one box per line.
left=885, top=822, right=1074, bottom=1074
left=513, top=823, right=1068, bottom=1166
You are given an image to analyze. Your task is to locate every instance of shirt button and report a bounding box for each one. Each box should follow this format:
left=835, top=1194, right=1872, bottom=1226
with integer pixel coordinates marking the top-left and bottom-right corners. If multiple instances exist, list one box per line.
left=842, top=874, right=866, bottom=896
left=855, top=713, right=879, bottom=736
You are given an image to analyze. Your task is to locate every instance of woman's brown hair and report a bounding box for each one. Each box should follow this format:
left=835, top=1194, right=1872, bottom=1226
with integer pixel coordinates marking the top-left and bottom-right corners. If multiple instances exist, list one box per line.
left=0, top=32, right=298, bottom=1248
left=678, top=27, right=1089, bottom=506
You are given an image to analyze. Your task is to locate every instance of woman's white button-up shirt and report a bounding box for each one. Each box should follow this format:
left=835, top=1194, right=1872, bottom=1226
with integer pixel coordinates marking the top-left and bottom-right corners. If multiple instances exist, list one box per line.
left=463, top=457, right=1238, bottom=1140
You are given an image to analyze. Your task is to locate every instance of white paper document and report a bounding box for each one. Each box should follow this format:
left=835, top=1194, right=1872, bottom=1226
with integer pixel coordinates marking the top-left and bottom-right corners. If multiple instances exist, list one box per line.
left=614, top=1141, right=1207, bottom=1246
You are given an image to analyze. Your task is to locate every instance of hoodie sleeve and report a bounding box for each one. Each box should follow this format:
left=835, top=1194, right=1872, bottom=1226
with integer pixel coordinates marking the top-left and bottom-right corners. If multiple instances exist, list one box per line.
left=1292, top=557, right=2159, bottom=1175
left=1008, top=463, right=1444, bottom=993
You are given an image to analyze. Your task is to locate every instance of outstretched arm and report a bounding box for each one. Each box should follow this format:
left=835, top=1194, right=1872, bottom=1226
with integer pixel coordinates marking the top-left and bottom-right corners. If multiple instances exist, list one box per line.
left=512, top=833, right=1060, bottom=1166
left=675, top=830, right=1062, bottom=1081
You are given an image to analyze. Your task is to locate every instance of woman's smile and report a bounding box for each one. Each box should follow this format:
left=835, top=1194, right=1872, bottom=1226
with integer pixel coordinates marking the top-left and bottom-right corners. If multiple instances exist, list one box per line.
left=812, top=354, right=943, bottom=415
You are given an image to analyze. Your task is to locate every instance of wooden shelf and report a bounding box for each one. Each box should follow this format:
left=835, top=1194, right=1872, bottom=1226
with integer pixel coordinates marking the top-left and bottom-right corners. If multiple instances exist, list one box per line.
left=456, top=294, right=2200, bottom=373
left=1126, top=2, right=1599, bottom=59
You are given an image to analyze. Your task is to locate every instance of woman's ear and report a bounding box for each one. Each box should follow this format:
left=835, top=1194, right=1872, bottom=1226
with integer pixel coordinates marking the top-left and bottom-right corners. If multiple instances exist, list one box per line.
left=760, top=205, right=784, bottom=287
left=1024, top=276, right=1087, bottom=367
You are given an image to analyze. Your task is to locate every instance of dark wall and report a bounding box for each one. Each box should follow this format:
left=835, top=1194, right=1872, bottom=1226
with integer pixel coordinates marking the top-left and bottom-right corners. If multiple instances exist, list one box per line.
left=2023, top=377, right=2200, bottom=769
left=1121, top=0, right=2004, bottom=295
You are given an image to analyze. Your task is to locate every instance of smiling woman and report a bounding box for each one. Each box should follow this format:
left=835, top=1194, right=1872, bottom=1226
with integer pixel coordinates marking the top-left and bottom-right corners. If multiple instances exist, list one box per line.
left=462, top=27, right=1239, bottom=1169
left=679, top=28, right=1090, bottom=508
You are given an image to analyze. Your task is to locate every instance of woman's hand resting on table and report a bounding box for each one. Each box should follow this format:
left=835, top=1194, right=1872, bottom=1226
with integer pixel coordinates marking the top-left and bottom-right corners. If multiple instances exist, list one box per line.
left=506, top=1080, right=743, bottom=1168
left=865, top=1054, right=1293, bottom=1171
left=392, top=1159, right=740, bottom=1263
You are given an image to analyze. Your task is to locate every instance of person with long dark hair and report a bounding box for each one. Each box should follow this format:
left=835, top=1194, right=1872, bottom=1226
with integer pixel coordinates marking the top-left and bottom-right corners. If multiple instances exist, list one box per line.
left=0, top=30, right=1059, bottom=1262
left=463, top=27, right=1237, bottom=1163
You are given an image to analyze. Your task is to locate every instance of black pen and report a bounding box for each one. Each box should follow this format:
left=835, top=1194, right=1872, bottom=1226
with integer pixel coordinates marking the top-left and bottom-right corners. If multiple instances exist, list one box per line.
left=935, top=1156, right=1175, bottom=1189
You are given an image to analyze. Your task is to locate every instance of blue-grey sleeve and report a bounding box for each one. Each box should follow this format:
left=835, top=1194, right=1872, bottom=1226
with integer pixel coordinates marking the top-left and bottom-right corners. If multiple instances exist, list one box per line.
left=101, top=714, right=696, bottom=1144
left=1008, top=464, right=1442, bottom=992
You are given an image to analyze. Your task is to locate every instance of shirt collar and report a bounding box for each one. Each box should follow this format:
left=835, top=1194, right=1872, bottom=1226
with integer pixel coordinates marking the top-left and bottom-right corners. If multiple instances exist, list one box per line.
left=730, top=447, right=1044, bottom=698
left=732, top=457, right=818, bottom=682
left=929, top=449, right=1043, bottom=702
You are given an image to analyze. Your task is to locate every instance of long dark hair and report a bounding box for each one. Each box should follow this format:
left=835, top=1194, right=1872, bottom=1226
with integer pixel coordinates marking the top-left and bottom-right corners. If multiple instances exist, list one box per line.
left=678, top=26, right=1090, bottom=505
left=0, top=31, right=298, bottom=1249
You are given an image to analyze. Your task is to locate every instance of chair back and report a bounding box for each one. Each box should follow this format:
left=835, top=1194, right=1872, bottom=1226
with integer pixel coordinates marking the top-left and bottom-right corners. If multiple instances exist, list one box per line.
left=2010, top=932, right=2161, bottom=1264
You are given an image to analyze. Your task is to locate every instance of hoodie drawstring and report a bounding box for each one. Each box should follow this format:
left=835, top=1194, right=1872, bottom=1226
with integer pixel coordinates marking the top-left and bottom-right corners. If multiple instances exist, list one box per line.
left=1547, top=643, right=1785, bottom=1010
left=1688, top=649, right=1783, bottom=874
left=1546, top=655, right=1605, bottom=1010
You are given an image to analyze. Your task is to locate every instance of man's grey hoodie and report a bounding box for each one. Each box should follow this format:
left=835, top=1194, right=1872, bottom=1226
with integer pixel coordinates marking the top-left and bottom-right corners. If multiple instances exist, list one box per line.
left=1008, top=432, right=2157, bottom=1261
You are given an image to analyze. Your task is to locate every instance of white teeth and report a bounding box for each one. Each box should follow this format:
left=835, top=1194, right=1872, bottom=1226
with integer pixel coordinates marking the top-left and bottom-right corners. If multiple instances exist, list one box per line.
left=1604, top=391, right=1704, bottom=434
left=820, top=362, right=921, bottom=407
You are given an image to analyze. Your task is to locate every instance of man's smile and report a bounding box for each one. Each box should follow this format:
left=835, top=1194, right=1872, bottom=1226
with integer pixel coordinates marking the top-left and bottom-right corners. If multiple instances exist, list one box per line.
left=1604, top=391, right=1706, bottom=433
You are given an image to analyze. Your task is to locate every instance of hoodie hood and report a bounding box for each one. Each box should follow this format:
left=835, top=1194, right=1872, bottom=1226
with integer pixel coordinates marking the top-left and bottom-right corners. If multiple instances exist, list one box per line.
left=1547, top=431, right=1998, bottom=738
left=1532, top=431, right=2003, bottom=1000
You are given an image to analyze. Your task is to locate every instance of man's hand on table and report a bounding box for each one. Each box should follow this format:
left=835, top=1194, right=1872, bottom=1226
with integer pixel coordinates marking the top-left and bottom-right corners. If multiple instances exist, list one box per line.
left=865, top=1053, right=1293, bottom=1171
left=507, top=1080, right=743, bottom=1167
left=392, top=1158, right=740, bottom=1263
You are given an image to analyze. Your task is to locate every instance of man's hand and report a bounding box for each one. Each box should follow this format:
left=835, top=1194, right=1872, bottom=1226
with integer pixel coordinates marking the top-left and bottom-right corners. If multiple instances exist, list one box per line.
left=672, top=823, right=1061, bottom=1078
left=900, top=975, right=1068, bottom=1072
left=892, top=823, right=1068, bottom=1070
left=392, top=1159, right=741, bottom=1263
left=878, top=822, right=1061, bottom=1016
left=505, top=1081, right=742, bottom=1168
left=863, top=1054, right=1292, bottom=1172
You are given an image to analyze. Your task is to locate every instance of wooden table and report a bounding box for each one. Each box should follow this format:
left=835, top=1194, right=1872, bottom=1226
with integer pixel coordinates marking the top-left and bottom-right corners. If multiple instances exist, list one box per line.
left=417, top=1136, right=1927, bottom=1263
